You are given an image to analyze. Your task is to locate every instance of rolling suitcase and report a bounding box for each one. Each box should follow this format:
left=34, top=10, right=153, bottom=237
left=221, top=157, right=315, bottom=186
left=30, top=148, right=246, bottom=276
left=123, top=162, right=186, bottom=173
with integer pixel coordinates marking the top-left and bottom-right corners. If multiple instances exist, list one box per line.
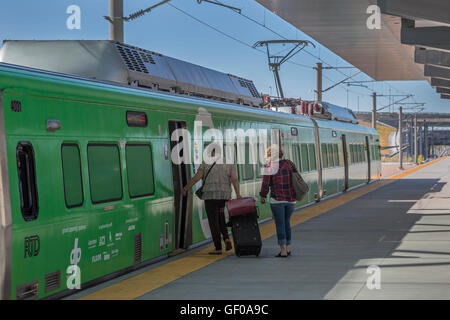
left=226, top=197, right=262, bottom=257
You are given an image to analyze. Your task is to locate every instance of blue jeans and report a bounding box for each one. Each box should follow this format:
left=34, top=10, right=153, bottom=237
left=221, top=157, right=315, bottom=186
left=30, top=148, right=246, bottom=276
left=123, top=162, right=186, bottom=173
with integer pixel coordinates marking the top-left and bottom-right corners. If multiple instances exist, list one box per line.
left=270, top=202, right=295, bottom=246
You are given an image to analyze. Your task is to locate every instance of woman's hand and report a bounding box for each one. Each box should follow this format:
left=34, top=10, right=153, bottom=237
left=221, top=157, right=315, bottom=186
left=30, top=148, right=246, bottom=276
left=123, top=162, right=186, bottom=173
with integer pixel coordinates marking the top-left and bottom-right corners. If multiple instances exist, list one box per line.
left=182, top=186, right=188, bottom=196
left=260, top=197, right=266, bottom=204
left=236, top=194, right=242, bottom=199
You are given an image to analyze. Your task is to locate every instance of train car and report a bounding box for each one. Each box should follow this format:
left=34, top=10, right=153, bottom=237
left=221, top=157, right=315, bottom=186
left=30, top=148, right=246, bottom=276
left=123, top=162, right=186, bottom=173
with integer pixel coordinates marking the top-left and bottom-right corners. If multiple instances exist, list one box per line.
left=0, top=41, right=380, bottom=300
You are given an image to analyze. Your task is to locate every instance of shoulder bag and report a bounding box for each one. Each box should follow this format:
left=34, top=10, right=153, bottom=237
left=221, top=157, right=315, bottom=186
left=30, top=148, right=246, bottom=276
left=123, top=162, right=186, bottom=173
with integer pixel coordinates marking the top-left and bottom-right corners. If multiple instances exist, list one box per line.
left=195, top=162, right=216, bottom=200
left=288, top=160, right=310, bottom=201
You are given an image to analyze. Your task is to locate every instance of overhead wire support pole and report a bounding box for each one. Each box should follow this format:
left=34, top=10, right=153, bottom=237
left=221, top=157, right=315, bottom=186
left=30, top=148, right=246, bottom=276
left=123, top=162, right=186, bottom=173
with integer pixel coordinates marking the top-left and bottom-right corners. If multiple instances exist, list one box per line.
left=316, top=63, right=322, bottom=102
left=105, top=0, right=174, bottom=42
left=107, top=0, right=124, bottom=42
left=372, top=92, right=377, bottom=129
left=253, top=40, right=315, bottom=99
left=399, top=106, right=403, bottom=170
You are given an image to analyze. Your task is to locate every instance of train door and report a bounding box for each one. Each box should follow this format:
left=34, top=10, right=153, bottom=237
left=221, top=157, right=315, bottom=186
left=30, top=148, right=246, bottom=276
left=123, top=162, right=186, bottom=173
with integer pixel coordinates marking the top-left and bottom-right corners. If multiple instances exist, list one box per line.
left=342, top=134, right=349, bottom=191
left=271, top=128, right=281, bottom=148
left=365, top=136, right=371, bottom=183
left=168, top=121, right=192, bottom=250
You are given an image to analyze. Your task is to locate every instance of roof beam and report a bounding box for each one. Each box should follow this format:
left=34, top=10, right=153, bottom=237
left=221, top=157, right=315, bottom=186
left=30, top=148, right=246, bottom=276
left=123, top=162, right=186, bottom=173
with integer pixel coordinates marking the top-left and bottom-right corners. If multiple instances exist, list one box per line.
left=415, top=48, right=450, bottom=67
left=401, top=26, right=450, bottom=51
left=378, top=0, right=450, bottom=24
left=424, top=65, right=450, bottom=79
left=437, top=87, right=450, bottom=95
left=431, top=78, right=450, bottom=88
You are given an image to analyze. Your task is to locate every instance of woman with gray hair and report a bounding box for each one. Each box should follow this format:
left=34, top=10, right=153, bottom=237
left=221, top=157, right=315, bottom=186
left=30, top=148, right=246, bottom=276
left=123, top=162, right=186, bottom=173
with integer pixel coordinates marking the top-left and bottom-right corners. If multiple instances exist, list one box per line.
left=259, top=144, right=298, bottom=257
left=183, top=144, right=241, bottom=254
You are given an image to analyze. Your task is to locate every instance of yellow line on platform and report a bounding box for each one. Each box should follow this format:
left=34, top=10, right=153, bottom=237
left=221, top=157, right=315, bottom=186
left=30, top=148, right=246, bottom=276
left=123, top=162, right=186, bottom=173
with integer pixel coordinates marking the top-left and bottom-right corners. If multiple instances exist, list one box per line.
left=79, top=156, right=447, bottom=300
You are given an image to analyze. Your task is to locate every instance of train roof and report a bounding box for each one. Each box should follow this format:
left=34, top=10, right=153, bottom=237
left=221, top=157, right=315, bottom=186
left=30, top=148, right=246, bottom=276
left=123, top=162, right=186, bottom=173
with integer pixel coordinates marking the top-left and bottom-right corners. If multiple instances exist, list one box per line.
left=0, top=62, right=376, bottom=135
left=0, top=40, right=261, bottom=106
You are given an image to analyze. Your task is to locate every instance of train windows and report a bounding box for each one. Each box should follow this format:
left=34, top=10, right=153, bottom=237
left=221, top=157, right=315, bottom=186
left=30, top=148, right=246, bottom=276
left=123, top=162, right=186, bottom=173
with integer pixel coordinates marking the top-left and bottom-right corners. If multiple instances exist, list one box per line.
left=126, top=144, right=155, bottom=198
left=87, top=144, right=123, bottom=204
left=321, top=143, right=328, bottom=168
left=374, top=145, right=380, bottom=160
left=16, top=142, right=39, bottom=221
left=300, top=144, right=309, bottom=172
left=308, top=144, right=317, bottom=171
left=356, top=145, right=361, bottom=163
left=240, top=143, right=254, bottom=181
left=360, top=145, right=365, bottom=162
left=333, top=144, right=340, bottom=167
left=350, top=144, right=355, bottom=163
left=61, top=144, right=84, bottom=208
left=292, top=144, right=300, bottom=171
left=327, top=144, right=334, bottom=167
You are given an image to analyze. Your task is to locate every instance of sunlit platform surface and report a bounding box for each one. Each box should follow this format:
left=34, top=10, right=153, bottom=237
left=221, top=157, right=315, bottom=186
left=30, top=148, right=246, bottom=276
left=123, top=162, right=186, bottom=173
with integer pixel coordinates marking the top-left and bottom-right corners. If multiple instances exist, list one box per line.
left=66, top=157, right=450, bottom=300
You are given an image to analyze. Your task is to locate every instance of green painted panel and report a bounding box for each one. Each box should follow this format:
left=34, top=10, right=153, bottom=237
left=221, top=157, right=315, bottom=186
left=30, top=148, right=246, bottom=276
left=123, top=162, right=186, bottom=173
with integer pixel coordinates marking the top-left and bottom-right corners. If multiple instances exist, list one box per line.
left=308, top=144, right=316, bottom=171
left=241, top=143, right=254, bottom=181
left=327, top=144, right=334, bottom=167
left=300, top=144, right=309, bottom=172
left=292, top=143, right=302, bottom=172
left=321, top=143, right=328, bottom=168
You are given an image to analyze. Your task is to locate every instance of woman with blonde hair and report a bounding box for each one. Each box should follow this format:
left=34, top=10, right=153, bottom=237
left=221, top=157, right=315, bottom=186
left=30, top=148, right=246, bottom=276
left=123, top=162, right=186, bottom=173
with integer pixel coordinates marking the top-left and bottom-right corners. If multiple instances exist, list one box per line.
left=259, top=144, right=298, bottom=257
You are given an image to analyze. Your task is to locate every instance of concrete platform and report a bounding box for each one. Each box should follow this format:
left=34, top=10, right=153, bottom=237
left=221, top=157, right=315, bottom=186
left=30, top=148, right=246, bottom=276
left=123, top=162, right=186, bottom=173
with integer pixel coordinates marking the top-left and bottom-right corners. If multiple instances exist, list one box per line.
left=68, top=157, right=450, bottom=300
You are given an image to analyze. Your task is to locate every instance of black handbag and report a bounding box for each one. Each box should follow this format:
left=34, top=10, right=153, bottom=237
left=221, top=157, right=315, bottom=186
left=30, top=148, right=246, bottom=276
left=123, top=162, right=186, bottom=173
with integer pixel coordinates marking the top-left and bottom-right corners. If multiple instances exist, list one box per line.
left=195, top=162, right=216, bottom=200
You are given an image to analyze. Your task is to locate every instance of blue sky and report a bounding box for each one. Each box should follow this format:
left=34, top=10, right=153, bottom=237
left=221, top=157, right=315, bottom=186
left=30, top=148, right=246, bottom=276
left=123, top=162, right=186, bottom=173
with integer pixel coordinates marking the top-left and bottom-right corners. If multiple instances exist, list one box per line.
left=0, top=0, right=447, bottom=114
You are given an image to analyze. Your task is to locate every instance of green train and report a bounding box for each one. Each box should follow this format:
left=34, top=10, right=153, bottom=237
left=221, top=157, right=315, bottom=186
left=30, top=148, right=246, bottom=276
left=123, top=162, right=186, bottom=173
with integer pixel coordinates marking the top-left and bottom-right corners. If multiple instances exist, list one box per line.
left=0, top=41, right=380, bottom=300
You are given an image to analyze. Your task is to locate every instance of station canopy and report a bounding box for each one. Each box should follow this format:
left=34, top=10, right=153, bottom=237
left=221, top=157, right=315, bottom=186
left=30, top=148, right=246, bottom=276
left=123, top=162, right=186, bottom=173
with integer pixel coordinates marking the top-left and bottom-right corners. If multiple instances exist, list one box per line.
left=255, top=0, right=450, bottom=100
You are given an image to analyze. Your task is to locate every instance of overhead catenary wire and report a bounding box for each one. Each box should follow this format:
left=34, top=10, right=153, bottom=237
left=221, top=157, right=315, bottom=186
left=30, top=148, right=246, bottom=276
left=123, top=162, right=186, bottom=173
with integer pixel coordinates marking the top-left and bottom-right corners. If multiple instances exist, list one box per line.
left=213, top=0, right=414, bottom=100
left=167, top=3, right=312, bottom=69
left=168, top=1, right=414, bottom=107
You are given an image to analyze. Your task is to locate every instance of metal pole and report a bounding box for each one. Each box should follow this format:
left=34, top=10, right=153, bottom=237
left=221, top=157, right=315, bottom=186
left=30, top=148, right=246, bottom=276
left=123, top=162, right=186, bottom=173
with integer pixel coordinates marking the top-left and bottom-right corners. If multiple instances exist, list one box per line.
left=414, top=114, right=418, bottom=164
left=399, top=106, right=403, bottom=169
left=431, top=126, right=434, bottom=158
left=372, top=92, right=377, bottom=129
left=419, top=124, right=423, bottom=158
left=316, top=63, right=322, bottom=102
left=109, top=0, right=124, bottom=42
left=424, top=122, right=428, bottom=161
left=409, top=119, right=413, bottom=157
left=273, top=67, right=284, bottom=99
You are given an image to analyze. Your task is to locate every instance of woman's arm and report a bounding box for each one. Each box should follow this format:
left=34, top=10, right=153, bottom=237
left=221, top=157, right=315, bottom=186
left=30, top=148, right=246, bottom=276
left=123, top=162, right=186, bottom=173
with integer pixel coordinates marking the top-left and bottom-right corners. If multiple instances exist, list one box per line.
left=231, top=166, right=242, bottom=199
left=259, top=173, right=271, bottom=204
left=182, top=168, right=204, bottom=196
